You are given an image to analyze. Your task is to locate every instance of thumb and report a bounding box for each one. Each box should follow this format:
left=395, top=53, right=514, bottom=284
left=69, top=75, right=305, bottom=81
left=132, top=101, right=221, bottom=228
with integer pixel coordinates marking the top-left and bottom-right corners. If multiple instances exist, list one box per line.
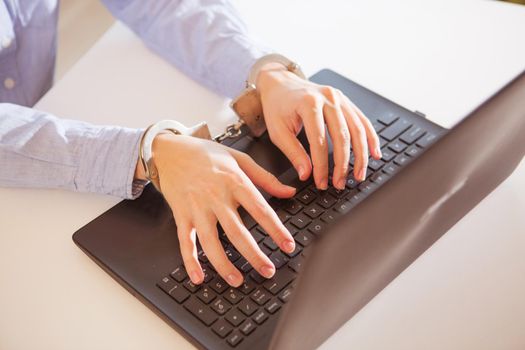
left=230, top=150, right=296, bottom=198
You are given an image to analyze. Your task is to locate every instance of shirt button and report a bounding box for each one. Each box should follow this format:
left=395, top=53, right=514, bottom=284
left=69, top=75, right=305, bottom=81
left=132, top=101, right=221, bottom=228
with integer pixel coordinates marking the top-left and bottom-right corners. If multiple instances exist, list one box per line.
left=1, top=37, right=12, bottom=49
left=4, top=78, right=15, bottom=90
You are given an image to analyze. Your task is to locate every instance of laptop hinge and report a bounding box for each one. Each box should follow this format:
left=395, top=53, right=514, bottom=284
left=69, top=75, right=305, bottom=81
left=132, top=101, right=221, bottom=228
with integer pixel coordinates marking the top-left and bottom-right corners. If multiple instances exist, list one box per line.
left=414, top=110, right=427, bottom=118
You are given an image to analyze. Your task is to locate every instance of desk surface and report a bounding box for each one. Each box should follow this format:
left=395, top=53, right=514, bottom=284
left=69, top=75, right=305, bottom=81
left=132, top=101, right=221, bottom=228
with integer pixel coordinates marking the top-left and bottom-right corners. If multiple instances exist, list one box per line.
left=1, top=1, right=525, bottom=349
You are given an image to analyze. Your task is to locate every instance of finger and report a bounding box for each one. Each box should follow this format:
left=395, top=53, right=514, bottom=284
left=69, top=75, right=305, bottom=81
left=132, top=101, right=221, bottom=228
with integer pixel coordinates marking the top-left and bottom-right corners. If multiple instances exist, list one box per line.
left=193, top=208, right=243, bottom=287
left=175, top=217, right=203, bottom=284
left=232, top=178, right=295, bottom=254
left=323, top=98, right=351, bottom=190
left=214, top=205, right=276, bottom=279
left=340, top=97, right=369, bottom=182
left=230, top=149, right=296, bottom=198
left=267, top=124, right=312, bottom=181
left=349, top=102, right=382, bottom=160
left=298, top=94, right=329, bottom=189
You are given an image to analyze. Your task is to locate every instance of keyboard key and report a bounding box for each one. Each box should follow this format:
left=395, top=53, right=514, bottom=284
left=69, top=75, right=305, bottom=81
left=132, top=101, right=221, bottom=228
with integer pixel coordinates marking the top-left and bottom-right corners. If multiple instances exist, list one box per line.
left=381, top=147, right=396, bottom=162
left=358, top=181, right=378, bottom=194
left=290, top=213, right=311, bottom=229
left=394, top=154, right=410, bottom=166
left=158, top=276, right=176, bottom=294
left=284, top=221, right=299, bottom=236
left=252, top=309, right=269, bottom=325
left=184, top=297, right=218, bottom=326
left=265, top=299, right=282, bottom=314
left=317, top=191, right=337, bottom=208
left=259, top=243, right=272, bottom=256
left=251, top=288, right=272, bottom=306
left=201, top=265, right=214, bottom=283
left=371, top=171, right=389, bottom=185
left=238, top=298, right=258, bottom=316
left=224, top=246, right=241, bottom=262
left=263, top=268, right=295, bottom=295
left=166, top=282, right=191, bottom=304
left=275, top=208, right=292, bottom=223
left=294, top=230, right=314, bottom=247
left=269, top=251, right=289, bottom=269
left=416, top=132, right=438, bottom=148
left=328, top=187, right=349, bottom=199
left=196, top=287, right=216, bottom=304
left=320, top=211, right=338, bottom=224
left=249, top=270, right=266, bottom=284
left=250, top=228, right=265, bottom=243
left=388, top=139, right=408, bottom=153
left=239, top=319, right=257, bottom=336
left=377, top=113, right=399, bottom=125
left=405, top=145, right=422, bottom=157
left=234, top=257, right=253, bottom=273
left=347, top=190, right=365, bottom=204
left=239, top=279, right=256, bottom=295
left=334, top=200, right=353, bottom=214
left=368, top=158, right=385, bottom=171
left=372, top=121, right=386, bottom=132
left=211, top=298, right=232, bottom=315
left=379, top=137, right=388, bottom=148
left=380, top=118, right=411, bottom=141
left=345, top=174, right=359, bottom=189
left=169, top=266, right=187, bottom=283
left=307, top=220, right=325, bottom=236
left=263, top=236, right=278, bottom=251
left=382, top=162, right=399, bottom=175
left=224, top=288, right=244, bottom=305
left=210, top=276, right=229, bottom=294
left=278, top=286, right=293, bottom=303
left=282, top=199, right=304, bottom=215
left=226, top=330, right=244, bottom=347
left=400, top=126, right=425, bottom=144
left=297, top=189, right=316, bottom=205
left=304, top=204, right=324, bottom=219
left=198, top=250, right=209, bottom=263
left=288, top=258, right=303, bottom=273
left=225, top=308, right=246, bottom=327
left=212, top=318, right=233, bottom=338
left=183, top=279, right=201, bottom=293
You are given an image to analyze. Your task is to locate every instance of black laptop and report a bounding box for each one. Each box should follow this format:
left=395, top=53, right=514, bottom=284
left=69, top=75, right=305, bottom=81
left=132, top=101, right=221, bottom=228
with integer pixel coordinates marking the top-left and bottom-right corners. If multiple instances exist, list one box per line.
left=73, top=69, right=525, bottom=349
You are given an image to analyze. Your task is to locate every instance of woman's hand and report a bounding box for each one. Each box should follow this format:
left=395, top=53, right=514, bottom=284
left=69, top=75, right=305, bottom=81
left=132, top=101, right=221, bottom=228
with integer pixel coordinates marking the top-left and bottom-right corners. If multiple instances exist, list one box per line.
left=257, top=63, right=382, bottom=190
left=145, top=134, right=296, bottom=287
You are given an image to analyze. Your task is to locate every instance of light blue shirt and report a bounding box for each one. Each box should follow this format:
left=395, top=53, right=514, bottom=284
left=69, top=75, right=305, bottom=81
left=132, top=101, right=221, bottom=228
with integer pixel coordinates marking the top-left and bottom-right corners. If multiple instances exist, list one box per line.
left=0, top=0, right=268, bottom=198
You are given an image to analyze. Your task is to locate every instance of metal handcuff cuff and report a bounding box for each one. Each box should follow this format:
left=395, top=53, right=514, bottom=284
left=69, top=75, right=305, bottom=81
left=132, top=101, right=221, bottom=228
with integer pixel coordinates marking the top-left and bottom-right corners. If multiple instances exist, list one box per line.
left=139, top=53, right=306, bottom=192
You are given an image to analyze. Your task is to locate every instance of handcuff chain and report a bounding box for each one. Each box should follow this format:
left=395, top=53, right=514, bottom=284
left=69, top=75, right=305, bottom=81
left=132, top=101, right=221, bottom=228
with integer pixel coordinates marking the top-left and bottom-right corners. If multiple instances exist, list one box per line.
left=214, top=119, right=245, bottom=142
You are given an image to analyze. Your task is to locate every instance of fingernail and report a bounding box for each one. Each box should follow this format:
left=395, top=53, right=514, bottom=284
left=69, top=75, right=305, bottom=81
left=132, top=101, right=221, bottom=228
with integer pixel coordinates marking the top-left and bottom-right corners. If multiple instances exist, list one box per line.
left=261, top=265, right=275, bottom=278
left=376, top=147, right=382, bottom=158
left=337, top=178, right=346, bottom=190
left=358, top=168, right=366, bottom=181
left=283, top=240, right=295, bottom=253
left=320, top=177, right=328, bottom=190
left=190, top=271, right=202, bottom=284
left=297, top=165, right=305, bottom=179
left=226, top=273, right=240, bottom=286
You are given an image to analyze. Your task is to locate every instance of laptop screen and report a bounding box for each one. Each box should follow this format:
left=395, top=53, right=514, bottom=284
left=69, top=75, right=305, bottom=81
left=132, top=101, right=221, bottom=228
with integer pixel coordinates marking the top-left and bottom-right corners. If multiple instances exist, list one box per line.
left=270, top=70, right=525, bottom=349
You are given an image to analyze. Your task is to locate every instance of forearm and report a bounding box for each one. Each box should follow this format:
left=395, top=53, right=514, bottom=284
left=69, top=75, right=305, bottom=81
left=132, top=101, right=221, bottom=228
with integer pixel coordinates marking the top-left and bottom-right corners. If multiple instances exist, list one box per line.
left=101, top=0, right=269, bottom=98
left=0, top=103, right=144, bottom=199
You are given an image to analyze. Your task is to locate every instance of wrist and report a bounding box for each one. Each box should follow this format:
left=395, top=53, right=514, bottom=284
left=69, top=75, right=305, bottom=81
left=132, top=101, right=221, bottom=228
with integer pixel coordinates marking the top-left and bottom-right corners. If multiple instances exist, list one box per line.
left=134, top=132, right=176, bottom=181
left=255, top=62, right=289, bottom=94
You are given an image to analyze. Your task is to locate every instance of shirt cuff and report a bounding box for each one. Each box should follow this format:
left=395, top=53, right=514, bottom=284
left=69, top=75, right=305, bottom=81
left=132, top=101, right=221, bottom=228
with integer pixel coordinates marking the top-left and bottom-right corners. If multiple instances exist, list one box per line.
left=75, top=125, right=145, bottom=199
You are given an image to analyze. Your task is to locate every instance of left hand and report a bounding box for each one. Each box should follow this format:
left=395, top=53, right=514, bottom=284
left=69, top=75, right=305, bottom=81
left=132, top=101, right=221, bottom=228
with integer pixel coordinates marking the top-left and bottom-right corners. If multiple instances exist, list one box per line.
left=256, top=63, right=382, bottom=190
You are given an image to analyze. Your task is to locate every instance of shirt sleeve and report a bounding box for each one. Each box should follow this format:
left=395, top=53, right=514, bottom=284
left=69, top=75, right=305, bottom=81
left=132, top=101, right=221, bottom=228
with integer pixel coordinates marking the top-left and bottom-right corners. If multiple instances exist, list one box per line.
left=0, top=103, right=145, bottom=199
left=101, top=0, right=270, bottom=98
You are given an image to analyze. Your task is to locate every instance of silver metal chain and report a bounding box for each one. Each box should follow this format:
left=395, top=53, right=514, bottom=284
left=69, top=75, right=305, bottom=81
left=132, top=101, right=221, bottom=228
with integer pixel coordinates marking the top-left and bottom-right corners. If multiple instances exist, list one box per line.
left=213, top=119, right=245, bottom=142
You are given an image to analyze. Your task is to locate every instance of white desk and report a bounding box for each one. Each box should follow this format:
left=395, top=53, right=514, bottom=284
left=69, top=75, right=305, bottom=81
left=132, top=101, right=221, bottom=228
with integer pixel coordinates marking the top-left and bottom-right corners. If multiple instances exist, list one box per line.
left=1, top=1, right=525, bottom=349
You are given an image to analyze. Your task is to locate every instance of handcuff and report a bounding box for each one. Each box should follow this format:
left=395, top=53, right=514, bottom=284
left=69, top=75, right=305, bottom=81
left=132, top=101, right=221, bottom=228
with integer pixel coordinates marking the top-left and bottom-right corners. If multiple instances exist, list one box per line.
left=139, top=53, right=306, bottom=192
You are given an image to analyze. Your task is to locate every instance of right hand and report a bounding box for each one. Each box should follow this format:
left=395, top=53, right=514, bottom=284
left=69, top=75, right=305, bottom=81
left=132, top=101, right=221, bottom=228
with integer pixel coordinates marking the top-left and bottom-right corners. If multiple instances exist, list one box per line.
left=148, top=134, right=297, bottom=287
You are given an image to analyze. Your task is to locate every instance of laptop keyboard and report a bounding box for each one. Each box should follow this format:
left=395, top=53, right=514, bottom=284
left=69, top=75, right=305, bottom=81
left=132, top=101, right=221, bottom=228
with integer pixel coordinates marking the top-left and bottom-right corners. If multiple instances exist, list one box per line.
left=156, top=115, right=439, bottom=348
